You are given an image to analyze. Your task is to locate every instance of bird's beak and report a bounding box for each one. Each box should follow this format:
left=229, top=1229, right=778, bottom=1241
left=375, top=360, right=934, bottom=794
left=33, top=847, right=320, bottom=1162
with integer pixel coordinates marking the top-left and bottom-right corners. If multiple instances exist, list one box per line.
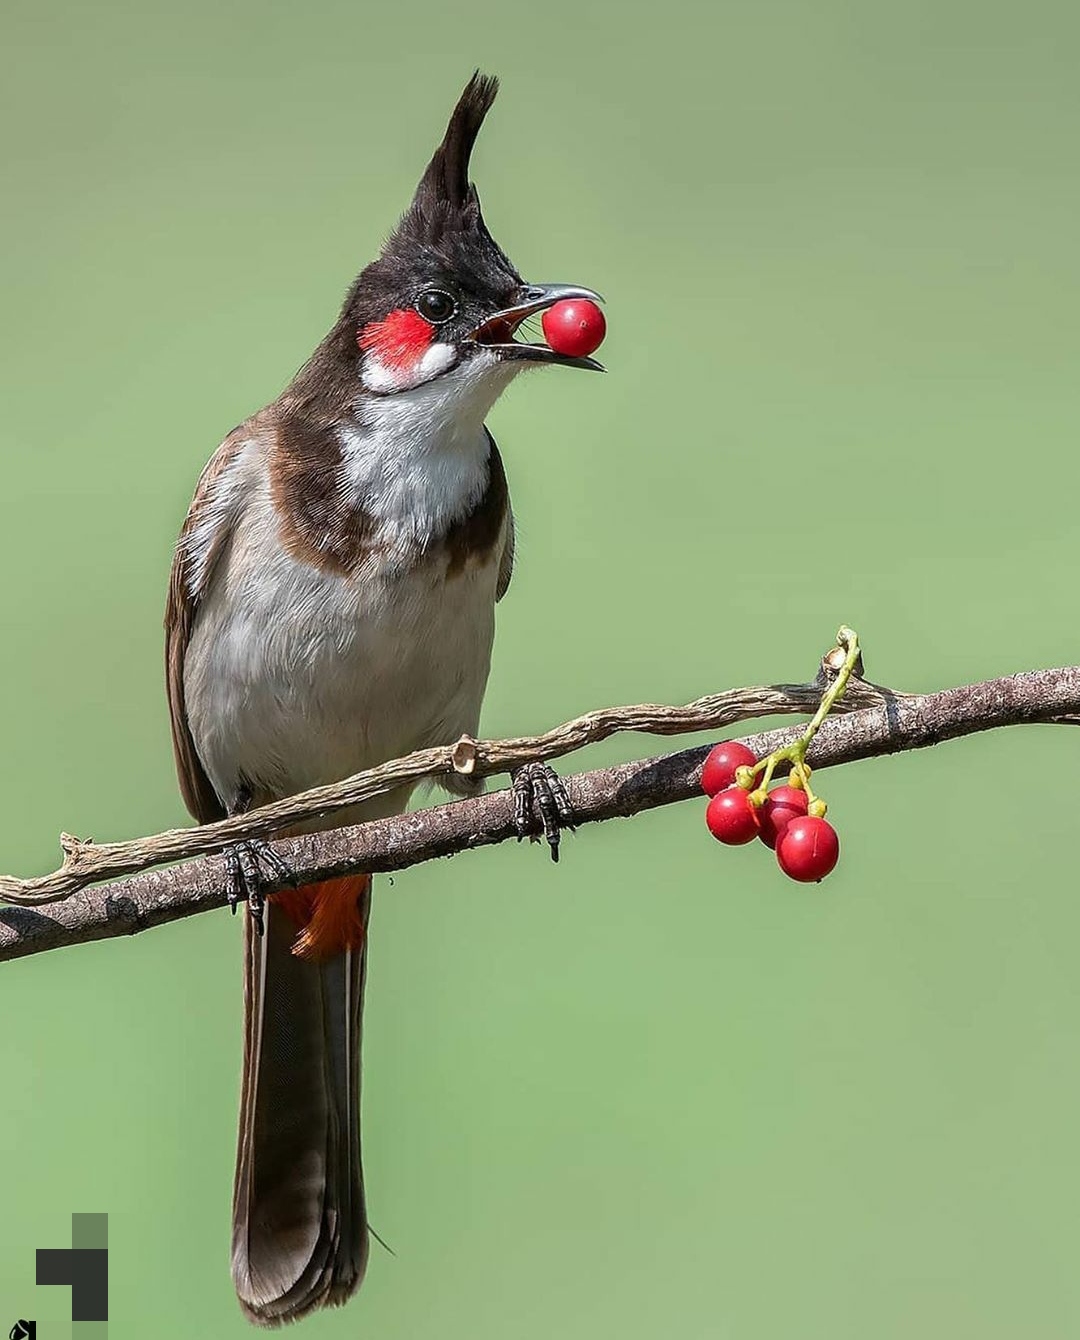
left=467, top=283, right=606, bottom=370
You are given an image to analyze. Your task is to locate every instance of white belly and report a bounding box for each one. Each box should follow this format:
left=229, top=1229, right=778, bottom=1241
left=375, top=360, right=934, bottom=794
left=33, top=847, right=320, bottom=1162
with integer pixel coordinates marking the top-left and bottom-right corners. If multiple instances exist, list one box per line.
left=183, top=507, right=499, bottom=815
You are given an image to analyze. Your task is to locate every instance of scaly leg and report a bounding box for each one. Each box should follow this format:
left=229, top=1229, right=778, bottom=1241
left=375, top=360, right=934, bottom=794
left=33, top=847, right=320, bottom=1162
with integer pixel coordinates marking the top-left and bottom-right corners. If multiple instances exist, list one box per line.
left=512, top=761, right=575, bottom=862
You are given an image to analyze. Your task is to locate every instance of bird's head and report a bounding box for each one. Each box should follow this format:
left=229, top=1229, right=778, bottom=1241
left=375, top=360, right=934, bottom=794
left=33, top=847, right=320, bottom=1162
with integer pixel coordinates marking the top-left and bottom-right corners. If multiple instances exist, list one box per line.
left=342, top=73, right=603, bottom=403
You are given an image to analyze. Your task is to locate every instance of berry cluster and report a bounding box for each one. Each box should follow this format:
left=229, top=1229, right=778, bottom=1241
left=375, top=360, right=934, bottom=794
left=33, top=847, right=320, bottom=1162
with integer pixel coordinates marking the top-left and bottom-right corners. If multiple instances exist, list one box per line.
left=701, top=741, right=839, bottom=883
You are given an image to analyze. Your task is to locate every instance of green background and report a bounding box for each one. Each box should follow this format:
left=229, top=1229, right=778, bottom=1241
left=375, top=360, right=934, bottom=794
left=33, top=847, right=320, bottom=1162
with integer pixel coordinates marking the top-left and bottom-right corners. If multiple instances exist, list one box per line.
left=2, top=0, right=1079, bottom=1335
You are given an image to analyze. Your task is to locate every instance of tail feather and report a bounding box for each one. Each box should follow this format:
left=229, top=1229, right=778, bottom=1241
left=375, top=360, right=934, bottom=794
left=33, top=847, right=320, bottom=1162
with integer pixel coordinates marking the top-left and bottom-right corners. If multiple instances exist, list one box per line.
left=232, top=878, right=371, bottom=1326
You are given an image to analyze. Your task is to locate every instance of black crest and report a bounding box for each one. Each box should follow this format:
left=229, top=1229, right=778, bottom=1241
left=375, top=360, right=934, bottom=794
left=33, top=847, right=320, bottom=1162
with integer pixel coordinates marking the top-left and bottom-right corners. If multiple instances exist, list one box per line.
left=332, top=71, right=520, bottom=344
left=413, top=71, right=499, bottom=216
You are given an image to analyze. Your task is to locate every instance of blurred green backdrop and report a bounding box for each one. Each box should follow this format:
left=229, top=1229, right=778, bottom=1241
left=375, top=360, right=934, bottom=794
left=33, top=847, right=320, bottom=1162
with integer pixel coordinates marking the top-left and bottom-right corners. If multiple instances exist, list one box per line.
left=2, top=0, right=1080, bottom=1335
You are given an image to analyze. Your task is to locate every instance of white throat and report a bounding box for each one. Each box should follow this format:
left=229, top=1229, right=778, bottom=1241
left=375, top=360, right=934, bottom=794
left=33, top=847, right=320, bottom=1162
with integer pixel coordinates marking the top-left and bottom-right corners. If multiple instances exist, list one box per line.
left=339, top=349, right=520, bottom=550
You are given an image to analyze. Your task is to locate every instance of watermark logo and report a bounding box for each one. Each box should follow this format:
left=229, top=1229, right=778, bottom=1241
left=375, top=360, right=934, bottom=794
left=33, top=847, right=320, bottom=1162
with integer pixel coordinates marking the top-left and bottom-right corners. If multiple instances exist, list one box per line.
left=9, top=1213, right=108, bottom=1335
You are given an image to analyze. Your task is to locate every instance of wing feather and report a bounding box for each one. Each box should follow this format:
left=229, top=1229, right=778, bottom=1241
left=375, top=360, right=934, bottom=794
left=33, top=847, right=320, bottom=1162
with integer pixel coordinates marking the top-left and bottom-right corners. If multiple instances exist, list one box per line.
left=496, top=506, right=514, bottom=602
left=484, top=429, right=514, bottom=602
left=164, top=425, right=252, bottom=823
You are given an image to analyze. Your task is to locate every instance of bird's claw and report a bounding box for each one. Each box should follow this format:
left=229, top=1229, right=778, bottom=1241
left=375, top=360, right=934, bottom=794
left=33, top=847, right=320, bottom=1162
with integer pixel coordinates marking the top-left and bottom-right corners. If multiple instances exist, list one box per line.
left=225, top=839, right=294, bottom=934
left=512, top=761, right=575, bottom=862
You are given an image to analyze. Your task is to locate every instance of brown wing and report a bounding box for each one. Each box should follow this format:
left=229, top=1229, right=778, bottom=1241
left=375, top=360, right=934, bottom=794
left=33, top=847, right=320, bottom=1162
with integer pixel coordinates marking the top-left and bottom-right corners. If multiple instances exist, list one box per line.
left=496, top=506, right=514, bottom=602
left=164, top=426, right=250, bottom=823
left=483, top=430, right=514, bottom=602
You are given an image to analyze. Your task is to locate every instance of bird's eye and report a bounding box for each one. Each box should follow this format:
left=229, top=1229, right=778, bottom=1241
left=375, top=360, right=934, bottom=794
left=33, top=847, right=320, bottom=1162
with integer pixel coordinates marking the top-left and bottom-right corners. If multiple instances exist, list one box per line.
left=415, top=289, right=457, bottom=324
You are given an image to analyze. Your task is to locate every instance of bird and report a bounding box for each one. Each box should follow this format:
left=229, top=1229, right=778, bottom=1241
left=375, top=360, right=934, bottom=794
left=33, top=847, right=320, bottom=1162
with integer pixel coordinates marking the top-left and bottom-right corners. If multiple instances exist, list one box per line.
left=164, top=72, right=602, bottom=1326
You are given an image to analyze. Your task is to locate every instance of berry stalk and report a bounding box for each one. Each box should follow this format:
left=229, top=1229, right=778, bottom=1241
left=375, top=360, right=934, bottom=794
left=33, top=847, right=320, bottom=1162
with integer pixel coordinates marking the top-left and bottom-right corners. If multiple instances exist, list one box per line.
left=744, top=626, right=861, bottom=817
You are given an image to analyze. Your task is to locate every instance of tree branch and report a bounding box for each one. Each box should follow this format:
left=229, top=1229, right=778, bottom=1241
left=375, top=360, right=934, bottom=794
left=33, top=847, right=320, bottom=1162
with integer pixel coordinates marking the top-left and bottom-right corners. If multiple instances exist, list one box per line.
left=0, top=667, right=891, bottom=906
left=2, top=663, right=1077, bottom=964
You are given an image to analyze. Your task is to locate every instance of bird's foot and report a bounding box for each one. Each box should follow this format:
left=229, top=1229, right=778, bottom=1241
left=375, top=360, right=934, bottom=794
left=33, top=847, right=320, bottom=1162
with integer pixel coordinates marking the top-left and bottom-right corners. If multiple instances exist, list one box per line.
left=512, top=761, right=575, bottom=862
left=225, top=839, right=294, bottom=934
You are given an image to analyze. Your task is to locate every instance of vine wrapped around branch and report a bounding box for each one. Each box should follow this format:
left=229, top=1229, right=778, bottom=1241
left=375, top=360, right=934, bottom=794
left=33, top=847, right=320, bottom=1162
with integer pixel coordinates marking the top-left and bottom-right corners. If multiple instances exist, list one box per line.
left=0, top=644, right=889, bottom=907
left=1, top=652, right=1078, bottom=965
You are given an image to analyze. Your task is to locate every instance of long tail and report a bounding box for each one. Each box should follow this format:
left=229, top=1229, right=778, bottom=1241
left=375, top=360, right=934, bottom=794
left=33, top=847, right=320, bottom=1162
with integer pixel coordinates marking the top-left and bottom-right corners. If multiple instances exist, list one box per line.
left=232, top=876, right=372, bottom=1326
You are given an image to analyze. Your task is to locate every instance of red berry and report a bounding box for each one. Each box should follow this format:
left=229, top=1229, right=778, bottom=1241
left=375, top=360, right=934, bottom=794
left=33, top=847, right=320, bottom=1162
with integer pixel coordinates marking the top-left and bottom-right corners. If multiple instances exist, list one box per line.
left=776, top=816, right=840, bottom=882
left=541, top=299, right=606, bottom=359
left=705, top=787, right=761, bottom=845
left=701, top=740, right=757, bottom=797
left=757, top=784, right=810, bottom=849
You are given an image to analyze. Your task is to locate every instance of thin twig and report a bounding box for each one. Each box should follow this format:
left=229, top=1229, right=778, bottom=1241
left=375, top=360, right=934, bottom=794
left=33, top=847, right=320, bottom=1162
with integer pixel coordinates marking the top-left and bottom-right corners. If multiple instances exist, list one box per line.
left=1, top=664, right=1077, bottom=964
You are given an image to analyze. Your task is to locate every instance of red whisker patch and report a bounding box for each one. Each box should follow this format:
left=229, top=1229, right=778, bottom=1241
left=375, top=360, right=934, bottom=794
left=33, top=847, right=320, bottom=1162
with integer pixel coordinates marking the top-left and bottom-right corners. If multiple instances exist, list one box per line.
left=357, top=309, right=434, bottom=370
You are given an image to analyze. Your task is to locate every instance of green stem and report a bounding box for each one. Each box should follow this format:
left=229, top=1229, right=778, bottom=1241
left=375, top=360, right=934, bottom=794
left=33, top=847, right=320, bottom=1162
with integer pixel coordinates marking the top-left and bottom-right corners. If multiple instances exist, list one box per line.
left=749, top=626, right=860, bottom=814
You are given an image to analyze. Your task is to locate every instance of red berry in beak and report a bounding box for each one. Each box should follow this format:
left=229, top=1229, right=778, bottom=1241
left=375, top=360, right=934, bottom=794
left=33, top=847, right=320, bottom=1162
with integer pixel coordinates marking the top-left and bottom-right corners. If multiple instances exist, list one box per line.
left=541, top=299, right=606, bottom=358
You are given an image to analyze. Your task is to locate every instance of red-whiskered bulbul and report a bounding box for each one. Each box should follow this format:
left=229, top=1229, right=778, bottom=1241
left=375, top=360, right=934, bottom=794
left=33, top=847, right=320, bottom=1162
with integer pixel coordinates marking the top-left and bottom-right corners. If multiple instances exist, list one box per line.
left=164, top=72, right=602, bottom=1326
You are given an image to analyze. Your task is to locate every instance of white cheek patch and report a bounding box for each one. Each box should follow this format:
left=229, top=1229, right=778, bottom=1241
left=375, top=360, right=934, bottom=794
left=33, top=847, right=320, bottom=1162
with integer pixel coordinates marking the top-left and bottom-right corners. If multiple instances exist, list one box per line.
left=361, top=341, right=457, bottom=394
